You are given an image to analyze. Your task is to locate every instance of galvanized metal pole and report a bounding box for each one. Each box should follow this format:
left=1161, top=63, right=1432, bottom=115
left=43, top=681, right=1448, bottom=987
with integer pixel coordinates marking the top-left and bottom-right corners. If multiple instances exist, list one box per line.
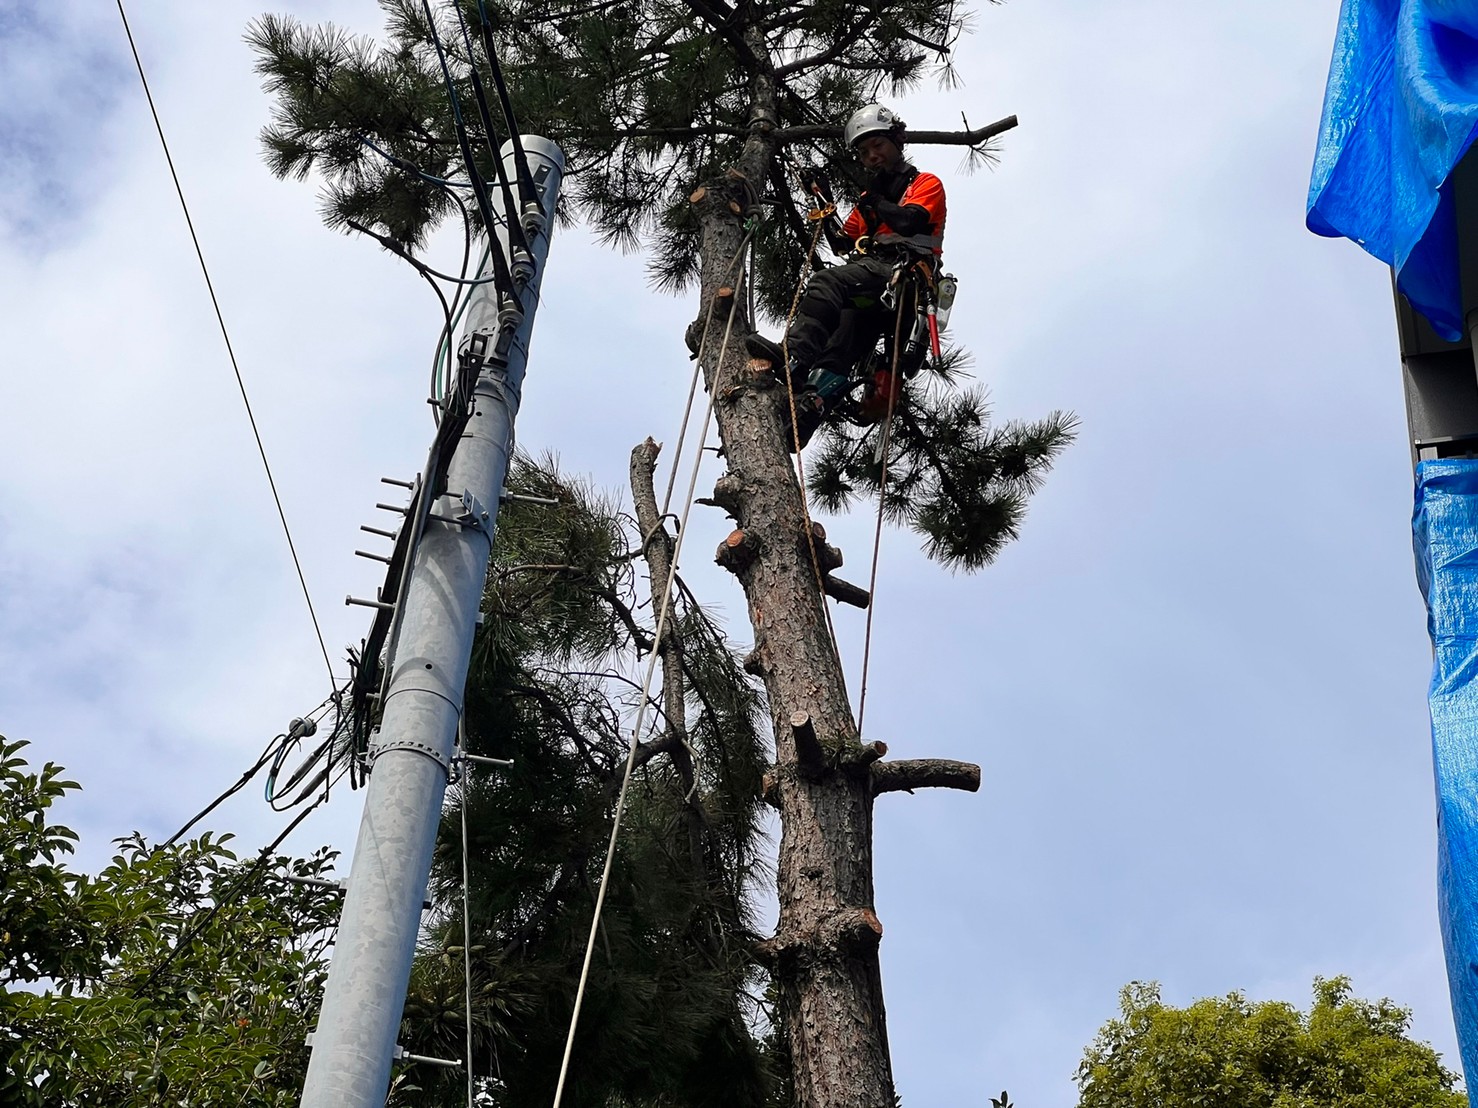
left=300, top=137, right=564, bottom=1108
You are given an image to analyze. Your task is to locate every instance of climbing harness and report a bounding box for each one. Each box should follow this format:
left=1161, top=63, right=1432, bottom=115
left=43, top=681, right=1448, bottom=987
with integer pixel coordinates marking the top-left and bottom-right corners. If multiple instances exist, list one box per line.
left=777, top=173, right=962, bottom=731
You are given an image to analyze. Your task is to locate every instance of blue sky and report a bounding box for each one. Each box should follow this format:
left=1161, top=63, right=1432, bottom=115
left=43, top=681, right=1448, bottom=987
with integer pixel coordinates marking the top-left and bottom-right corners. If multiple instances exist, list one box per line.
left=0, top=1, right=1455, bottom=1105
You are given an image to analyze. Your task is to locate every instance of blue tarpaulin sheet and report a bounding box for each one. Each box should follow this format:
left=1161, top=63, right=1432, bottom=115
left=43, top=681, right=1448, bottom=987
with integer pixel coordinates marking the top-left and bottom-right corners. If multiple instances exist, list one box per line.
left=1414, top=458, right=1478, bottom=1091
left=1307, top=0, right=1478, bottom=340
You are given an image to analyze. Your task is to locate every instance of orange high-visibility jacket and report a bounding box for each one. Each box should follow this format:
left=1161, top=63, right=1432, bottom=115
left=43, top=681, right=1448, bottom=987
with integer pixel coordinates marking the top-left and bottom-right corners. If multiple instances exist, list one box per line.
left=842, top=169, right=947, bottom=250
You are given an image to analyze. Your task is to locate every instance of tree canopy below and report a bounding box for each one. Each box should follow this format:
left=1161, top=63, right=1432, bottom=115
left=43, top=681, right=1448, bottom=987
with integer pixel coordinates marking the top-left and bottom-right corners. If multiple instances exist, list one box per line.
left=1076, top=978, right=1466, bottom=1108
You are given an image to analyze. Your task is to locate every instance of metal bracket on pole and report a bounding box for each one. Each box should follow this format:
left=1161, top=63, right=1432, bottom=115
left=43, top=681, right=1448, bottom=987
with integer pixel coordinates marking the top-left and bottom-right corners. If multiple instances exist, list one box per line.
left=392, top=1045, right=463, bottom=1070
left=463, top=753, right=515, bottom=769
left=372, top=736, right=454, bottom=773
left=347, top=595, right=395, bottom=612
left=427, top=490, right=492, bottom=533
left=500, top=489, right=559, bottom=507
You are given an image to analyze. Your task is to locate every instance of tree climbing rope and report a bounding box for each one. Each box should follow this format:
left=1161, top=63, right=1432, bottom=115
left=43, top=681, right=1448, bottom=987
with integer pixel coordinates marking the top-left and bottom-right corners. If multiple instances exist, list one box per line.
left=552, top=228, right=755, bottom=1108
left=780, top=195, right=922, bottom=738
left=856, top=266, right=924, bottom=736
left=783, top=204, right=850, bottom=680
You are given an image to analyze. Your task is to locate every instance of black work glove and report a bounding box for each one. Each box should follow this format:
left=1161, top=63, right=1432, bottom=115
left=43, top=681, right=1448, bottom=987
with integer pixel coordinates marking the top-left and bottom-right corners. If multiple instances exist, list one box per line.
left=861, top=195, right=930, bottom=236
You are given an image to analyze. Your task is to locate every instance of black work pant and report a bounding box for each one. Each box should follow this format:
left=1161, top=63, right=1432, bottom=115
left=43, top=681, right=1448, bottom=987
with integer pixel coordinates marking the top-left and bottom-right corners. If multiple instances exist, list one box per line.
left=785, top=255, right=894, bottom=386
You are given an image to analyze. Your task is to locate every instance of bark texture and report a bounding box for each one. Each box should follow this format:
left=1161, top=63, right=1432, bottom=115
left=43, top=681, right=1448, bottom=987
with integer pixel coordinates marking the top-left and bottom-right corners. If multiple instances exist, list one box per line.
left=676, top=30, right=982, bottom=1106
left=685, top=49, right=896, bottom=1107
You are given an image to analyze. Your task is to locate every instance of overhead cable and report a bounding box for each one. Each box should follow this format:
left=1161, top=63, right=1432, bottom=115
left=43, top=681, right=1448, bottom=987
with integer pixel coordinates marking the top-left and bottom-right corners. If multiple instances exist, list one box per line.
left=473, top=0, right=541, bottom=216
left=115, top=0, right=337, bottom=687
left=452, top=2, right=533, bottom=261
left=419, top=0, right=516, bottom=299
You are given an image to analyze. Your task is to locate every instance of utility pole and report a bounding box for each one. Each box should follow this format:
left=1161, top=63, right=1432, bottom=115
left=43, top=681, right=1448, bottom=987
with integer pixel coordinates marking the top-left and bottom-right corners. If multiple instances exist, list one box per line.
left=300, top=136, right=564, bottom=1108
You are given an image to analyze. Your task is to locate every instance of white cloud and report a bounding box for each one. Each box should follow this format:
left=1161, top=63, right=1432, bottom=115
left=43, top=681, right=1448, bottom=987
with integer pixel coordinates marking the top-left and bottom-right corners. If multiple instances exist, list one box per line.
left=0, top=1, right=1461, bottom=1105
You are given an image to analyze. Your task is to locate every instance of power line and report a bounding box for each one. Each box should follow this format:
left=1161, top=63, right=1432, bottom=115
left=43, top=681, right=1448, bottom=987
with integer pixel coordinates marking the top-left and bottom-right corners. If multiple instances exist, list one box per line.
left=115, top=0, right=338, bottom=687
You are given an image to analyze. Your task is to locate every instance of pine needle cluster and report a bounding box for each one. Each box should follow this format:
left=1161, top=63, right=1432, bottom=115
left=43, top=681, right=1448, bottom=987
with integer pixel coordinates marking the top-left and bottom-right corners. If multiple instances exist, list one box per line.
left=250, top=0, right=1073, bottom=579
left=399, top=455, right=775, bottom=1106
left=809, top=356, right=1078, bottom=570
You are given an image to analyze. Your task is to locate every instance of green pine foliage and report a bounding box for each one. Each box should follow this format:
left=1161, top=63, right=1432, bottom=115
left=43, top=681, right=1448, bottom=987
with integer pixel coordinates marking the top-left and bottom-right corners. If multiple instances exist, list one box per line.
left=397, top=456, right=775, bottom=1106
left=1076, top=978, right=1467, bottom=1108
left=808, top=353, right=1078, bottom=570
left=250, top=0, right=1074, bottom=576
left=249, top=0, right=969, bottom=300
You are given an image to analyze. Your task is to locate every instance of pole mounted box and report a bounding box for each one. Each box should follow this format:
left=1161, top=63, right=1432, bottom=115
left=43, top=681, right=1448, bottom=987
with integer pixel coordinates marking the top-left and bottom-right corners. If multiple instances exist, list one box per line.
left=1400, top=153, right=1478, bottom=465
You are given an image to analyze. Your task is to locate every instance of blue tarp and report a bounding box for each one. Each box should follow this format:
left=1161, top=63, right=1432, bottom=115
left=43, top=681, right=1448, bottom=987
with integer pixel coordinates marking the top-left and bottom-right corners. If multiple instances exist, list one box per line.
left=1307, top=0, right=1478, bottom=340
left=1414, top=458, right=1478, bottom=1092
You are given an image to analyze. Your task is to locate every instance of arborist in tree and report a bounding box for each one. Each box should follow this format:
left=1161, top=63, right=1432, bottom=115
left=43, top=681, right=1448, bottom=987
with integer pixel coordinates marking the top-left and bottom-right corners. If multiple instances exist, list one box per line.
left=749, top=104, right=947, bottom=450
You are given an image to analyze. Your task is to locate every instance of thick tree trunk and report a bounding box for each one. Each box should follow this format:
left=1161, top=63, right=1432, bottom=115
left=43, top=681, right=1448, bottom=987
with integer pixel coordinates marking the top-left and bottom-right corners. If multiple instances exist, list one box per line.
left=686, top=39, right=897, bottom=1107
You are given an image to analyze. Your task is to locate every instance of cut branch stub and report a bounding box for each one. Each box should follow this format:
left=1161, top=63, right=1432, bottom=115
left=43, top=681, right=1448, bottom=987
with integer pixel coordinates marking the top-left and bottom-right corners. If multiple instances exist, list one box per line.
left=742, top=642, right=766, bottom=676
left=822, top=576, right=871, bottom=609
left=758, top=907, right=885, bottom=968
left=791, top=711, right=826, bottom=773
left=760, top=768, right=781, bottom=809
left=708, top=473, right=746, bottom=519
left=715, top=528, right=759, bottom=574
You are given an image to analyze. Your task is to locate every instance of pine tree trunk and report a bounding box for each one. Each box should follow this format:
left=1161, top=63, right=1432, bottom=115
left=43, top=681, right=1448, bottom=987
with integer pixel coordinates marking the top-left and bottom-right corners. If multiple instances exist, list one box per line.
left=690, top=42, right=897, bottom=1107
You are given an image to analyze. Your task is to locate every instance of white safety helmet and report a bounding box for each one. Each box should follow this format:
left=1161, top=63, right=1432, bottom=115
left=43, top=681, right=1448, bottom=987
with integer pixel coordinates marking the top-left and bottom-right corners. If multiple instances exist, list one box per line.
left=844, top=103, right=904, bottom=149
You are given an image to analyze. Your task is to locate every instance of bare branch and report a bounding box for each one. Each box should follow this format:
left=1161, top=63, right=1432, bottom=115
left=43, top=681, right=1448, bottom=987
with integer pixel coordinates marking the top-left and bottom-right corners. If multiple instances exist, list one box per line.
left=871, top=758, right=981, bottom=796
left=776, top=114, right=1018, bottom=147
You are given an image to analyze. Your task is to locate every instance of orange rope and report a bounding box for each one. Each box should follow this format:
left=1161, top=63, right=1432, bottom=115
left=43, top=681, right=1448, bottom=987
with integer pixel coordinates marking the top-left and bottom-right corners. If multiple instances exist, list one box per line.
left=855, top=276, right=916, bottom=736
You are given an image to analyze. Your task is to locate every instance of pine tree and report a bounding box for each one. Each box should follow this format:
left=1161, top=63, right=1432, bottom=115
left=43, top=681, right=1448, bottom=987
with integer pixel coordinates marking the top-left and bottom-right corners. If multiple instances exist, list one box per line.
left=398, top=454, right=774, bottom=1107
left=250, top=3, right=1074, bottom=1102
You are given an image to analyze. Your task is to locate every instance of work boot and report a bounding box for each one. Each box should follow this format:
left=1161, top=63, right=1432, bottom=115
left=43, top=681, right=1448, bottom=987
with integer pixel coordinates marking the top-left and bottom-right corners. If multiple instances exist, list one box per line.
left=744, top=333, right=789, bottom=380
left=809, top=367, right=851, bottom=408
left=786, top=388, right=825, bottom=453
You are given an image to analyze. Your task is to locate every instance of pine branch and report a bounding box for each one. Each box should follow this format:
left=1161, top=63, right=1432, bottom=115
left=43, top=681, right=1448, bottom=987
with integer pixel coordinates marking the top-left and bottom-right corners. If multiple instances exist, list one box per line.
left=680, top=0, right=768, bottom=72
left=776, top=114, right=1018, bottom=146
left=774, top=3, right=882, bottom=78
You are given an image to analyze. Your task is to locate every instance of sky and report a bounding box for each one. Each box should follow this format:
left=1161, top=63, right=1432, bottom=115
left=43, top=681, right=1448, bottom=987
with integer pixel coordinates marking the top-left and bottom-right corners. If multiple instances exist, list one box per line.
left=0, top=1, right=1452, bottom=1105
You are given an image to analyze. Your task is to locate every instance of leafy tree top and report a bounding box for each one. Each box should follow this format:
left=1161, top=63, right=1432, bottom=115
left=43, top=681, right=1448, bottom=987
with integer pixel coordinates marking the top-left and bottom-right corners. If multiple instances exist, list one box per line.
left=1076, top=978, right=1467, bottom=1108
left=0, top=737, right=340, bottom=1107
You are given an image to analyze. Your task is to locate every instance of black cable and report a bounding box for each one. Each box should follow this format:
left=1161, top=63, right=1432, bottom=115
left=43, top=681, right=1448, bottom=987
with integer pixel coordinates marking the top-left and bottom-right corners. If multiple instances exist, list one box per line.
left=419, top=0, right=516, bottom=300
left=474, top=0, right=541, bottom=215
left=345, top=220, right=502, bottom=286
left=116, top=0, right=338, bottom=688
left=452, top=1, right=533, bottom=261
left=431, top=195, right=477, bottom=422
left=165, top=689, right=343, bottom=845
left=131, top=791, right=334, bottom=995
left=164, top=735, right=279, bottom=847
left=358, top=134, right=474, bottom=190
